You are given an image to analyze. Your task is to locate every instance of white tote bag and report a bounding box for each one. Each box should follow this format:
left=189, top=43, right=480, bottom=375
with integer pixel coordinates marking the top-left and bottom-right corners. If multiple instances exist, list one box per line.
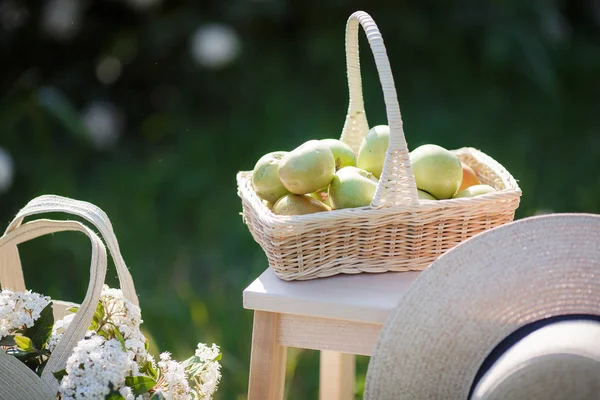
left=0, top=195, right=139, bottom=399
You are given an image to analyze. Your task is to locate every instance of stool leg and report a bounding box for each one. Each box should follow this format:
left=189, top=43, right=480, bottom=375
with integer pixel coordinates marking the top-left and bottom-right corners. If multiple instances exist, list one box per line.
left=248, top=311, right=287, bottom=400
left=319, top=351, right=355, bottom=400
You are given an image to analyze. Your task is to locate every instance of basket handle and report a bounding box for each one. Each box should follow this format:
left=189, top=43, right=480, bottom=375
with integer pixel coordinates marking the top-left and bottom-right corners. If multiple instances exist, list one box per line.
left=0, top=219, right=108, bottom=393
left=3, top=195, right=138, bottom=306
left=341, top=11, right=419, bottom=207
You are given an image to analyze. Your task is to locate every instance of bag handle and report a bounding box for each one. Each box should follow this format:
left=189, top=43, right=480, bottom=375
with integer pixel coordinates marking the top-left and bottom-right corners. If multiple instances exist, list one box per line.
left=3, top=195, right=138, bottom=306
left=340, top=11, right=419, bottom=207
left=0, top=219, right=108, bottom=392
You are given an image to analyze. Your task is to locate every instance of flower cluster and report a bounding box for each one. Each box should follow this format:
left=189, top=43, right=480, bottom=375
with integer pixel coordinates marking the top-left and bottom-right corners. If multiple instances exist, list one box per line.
left=0, top=285, right=222, bottom=400
left=189, top=344, right=222, bottom=397
left=59, top=335, right=132, bottom=399
left=154, top=352, right=191, bottom=399
left=0, top=289, right=50, bottom=338
left=96, top=286, right=152, bottom=373
left=47, top=313, right=75, bottom=352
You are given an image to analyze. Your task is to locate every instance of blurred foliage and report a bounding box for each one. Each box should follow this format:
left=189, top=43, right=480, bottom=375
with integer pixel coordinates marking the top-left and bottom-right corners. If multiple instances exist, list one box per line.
left=1, top=0, right=600, bottom=398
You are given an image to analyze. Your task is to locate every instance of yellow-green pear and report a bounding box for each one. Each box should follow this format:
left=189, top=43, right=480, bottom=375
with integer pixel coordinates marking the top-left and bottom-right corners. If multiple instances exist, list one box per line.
left=252, top=151, right=290, bottom=203
left=309, top=190, right=332, bottom=208
left=272, top=194, right=331, bottom=215
left=279, top=140, right=336, bottom=195
left=418, top=189, right=437, bottom=200
left=453, top=184, right=496, bottom=198
left=263, top=200, right=274, bottom=210
left=320, top=139, right=357, bottom=170
left=328, top=166, right=378, bottom=210
left=357, top=125, right=390, bottom=179
left=409, top=144, right=463, bottom=199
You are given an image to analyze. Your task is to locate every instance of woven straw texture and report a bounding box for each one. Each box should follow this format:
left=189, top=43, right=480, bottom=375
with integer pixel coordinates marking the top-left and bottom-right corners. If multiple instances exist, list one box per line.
left=0, top=195, right=139, bottom=399
left=363, top=213, right=600, bottom=399
left=236, top=10, right=521, bottom=281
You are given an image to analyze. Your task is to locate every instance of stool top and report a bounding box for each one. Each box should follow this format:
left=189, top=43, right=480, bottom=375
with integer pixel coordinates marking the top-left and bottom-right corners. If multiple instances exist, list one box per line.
left=243, top=268, right=420, bottom=324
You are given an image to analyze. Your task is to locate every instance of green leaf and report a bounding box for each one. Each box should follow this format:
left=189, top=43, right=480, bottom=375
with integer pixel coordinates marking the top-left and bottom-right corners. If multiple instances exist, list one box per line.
left=105, top=391, right=126, bottom=400
left=0, top=335, right=16, bottom=347
left=14, top=336, right=34, bottom=351
left=53, top=369, right=67, bottom=382
left=36, top=360, right=47, bottom=377
left=125, top=376, right=156, bottom=395
left=139, top=360, right=158, bottom=380
left=6, top=347, right=40, bottom=363
left=67, top=307, right=79, bottom=313
left=150, top=392, right=166, bottom=400
left=183, top=351, right=222, bottom=377
left=24, top=302, right=54, bottom=349
left=91, top=302, right=105, bottom=331
left=113, top=328, right=126, bottom=351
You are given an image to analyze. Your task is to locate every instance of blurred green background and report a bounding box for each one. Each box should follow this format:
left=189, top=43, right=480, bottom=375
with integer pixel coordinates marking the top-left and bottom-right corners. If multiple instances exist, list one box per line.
left=1, top=0, right=599, bottom=398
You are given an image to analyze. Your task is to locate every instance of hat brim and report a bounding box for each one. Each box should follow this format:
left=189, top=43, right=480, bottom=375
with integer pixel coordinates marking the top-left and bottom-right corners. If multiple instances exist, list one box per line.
left=364, top=213, right=600, bottom=399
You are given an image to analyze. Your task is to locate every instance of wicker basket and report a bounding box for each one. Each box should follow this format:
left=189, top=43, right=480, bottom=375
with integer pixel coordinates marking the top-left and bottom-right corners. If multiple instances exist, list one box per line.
left=236, top=11, right=522, bottom=281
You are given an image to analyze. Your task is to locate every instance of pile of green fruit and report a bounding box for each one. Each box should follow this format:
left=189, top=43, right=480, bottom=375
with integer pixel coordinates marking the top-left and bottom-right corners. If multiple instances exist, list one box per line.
left=251, top=125, right=496, bottom=216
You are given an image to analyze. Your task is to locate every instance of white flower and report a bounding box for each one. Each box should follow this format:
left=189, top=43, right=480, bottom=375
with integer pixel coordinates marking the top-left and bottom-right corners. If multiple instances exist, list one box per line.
left=98, top=285, right=151, bottom=366
left=156, top=352, right=192, bottom=400
left=100, top=285, right=142, bottom=328
left=199, top=361, right=221, bottom=398
left=187, top=343, right=221, bottom=399
left=0, top=290, right=50, bottom=339
left=47, top=312, right=75, bottom=352
left=189, top=24, right=240, bottom=69
left=194, top=343, right=220, bottom=363
left=119, top=386, right=136, bottom=400
left=0, top=146, right=14, bottom=193
left=59, top=334, right=132, bottom=399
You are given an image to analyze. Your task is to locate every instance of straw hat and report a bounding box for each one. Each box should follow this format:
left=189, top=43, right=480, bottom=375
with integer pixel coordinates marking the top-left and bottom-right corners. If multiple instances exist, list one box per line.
left=364, top=213, right=600, bottom=399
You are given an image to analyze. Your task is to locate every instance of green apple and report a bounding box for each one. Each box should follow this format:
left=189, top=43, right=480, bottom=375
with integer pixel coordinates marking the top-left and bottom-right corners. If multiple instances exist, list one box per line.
left=252, top=151, right=290, bottom=203
left=453, top=184, right=496, bottom=198
left=357, top=125, right=390, bottom=179
left=409, top=144, right=462, bottom=199
left=418, top=189, right=437, bottom=200
left=279, top=140, right=336, bottom=195
left=320, top=139, right=357, bottom=170
left=272, top=194, right=331, bottom=215
left=328, top=166, right=378, bottom=210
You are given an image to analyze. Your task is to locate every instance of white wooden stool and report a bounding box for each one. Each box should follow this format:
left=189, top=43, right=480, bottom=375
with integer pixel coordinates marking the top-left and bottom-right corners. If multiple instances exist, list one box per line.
left=243, top=268, right=420, bottom=399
